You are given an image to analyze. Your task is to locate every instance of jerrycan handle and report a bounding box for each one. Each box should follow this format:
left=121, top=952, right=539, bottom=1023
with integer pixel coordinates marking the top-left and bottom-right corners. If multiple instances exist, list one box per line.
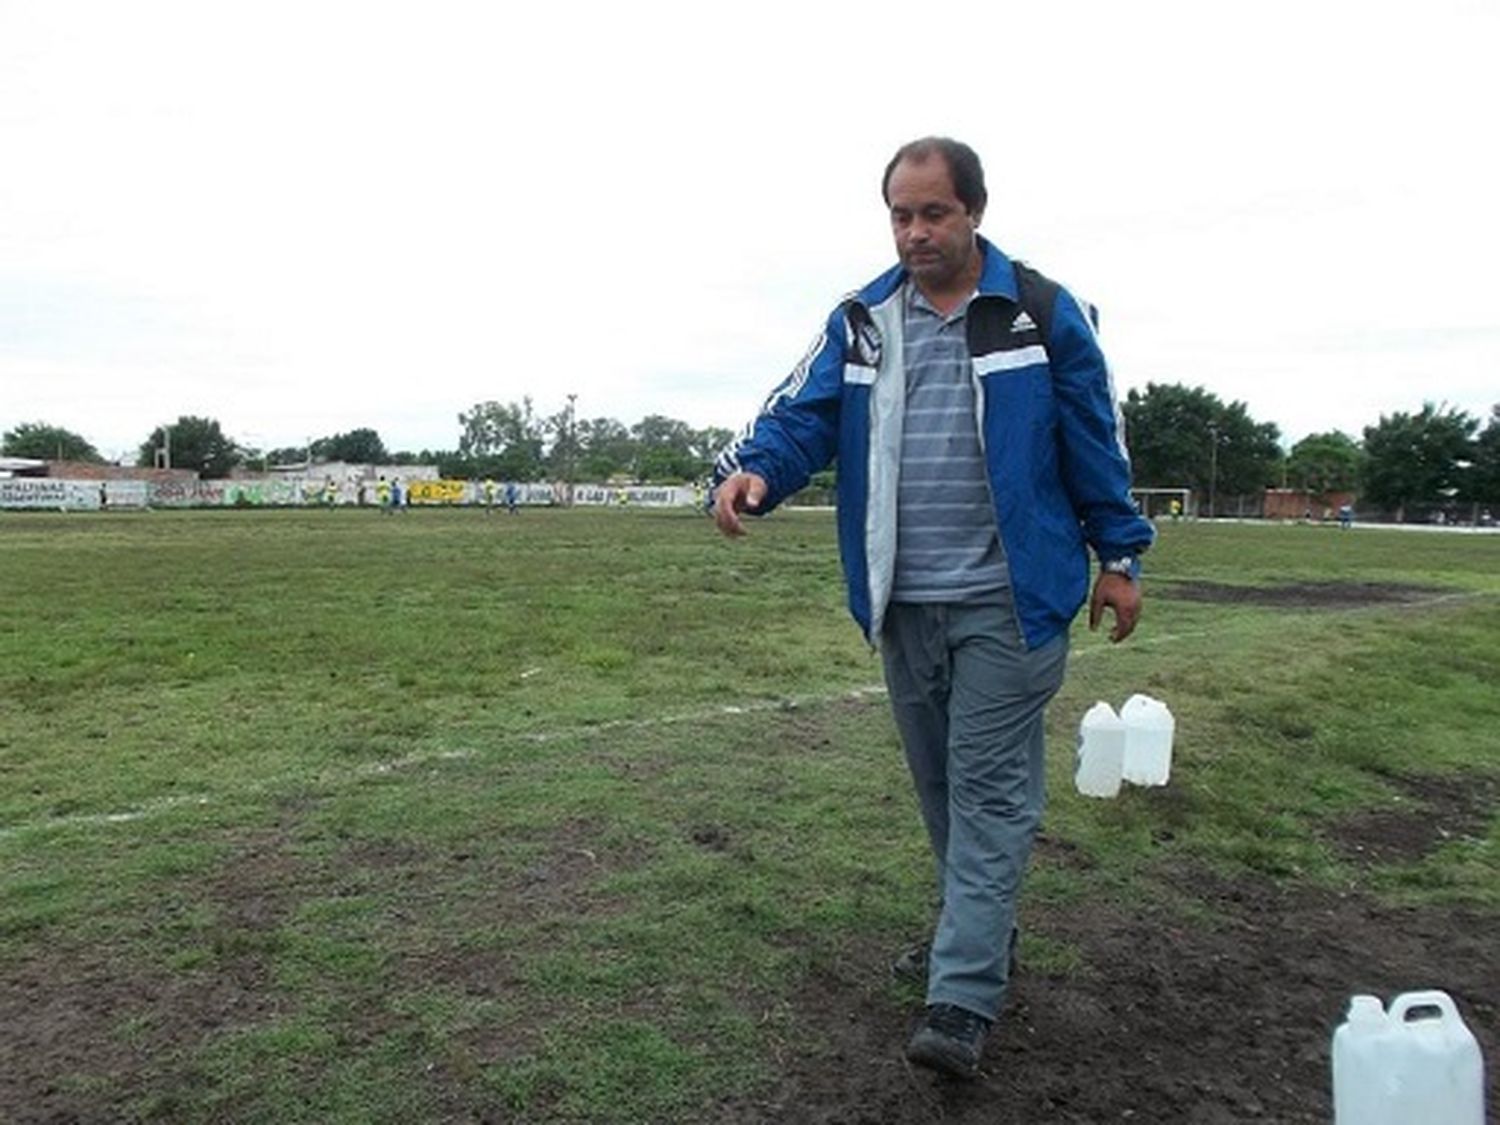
left=1389, top=990, right=1460, bottom=1025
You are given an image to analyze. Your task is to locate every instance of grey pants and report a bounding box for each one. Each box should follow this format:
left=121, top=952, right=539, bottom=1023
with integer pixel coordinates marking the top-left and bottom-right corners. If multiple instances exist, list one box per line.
left=880, top=598, right=1069, bottom=1020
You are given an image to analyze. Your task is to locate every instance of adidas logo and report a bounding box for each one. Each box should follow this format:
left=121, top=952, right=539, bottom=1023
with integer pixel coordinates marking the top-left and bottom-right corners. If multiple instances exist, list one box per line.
left=1011, top=312, right=1036, bottom=333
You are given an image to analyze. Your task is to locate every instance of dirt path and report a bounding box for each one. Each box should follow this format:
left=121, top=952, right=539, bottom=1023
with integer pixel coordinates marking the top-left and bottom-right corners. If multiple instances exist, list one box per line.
left=3, top=855, right=1495, bottom=1123
left=715, top=869, right=1498, bottom=1124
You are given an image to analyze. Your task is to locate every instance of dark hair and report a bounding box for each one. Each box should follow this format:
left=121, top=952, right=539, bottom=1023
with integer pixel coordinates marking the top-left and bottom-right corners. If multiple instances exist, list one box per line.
left=881, top=136, right=987, bottom=216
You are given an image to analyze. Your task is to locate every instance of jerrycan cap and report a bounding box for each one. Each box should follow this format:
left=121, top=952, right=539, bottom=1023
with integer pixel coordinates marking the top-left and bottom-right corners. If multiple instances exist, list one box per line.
left=1081, top=700, right=1122, bottom=725
left=1346, top=995, right=1386, bottom=1025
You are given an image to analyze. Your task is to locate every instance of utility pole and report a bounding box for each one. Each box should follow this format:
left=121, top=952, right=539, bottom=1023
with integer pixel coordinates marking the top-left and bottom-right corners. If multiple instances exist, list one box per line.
left=1208, top=422, right=1219, bottom=519
left=566, top=392, right=577, bottom=505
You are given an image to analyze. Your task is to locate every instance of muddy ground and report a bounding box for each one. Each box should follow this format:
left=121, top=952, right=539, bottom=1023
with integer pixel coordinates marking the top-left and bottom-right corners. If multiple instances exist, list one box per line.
left=7, top=776, right=1495, bottom=1124
left=1154, top=580, right=1452, bottom=610
left=709, top=763, right=1498, bottom=1124
left=715, top=860, right=1497, bottom=1124
left=4, top=581, right=1494, bottom=1122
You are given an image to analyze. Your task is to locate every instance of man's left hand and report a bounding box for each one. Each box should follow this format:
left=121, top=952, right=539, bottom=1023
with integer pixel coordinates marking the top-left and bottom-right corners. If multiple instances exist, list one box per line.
left=1088, top=573, right=1141, bottom=643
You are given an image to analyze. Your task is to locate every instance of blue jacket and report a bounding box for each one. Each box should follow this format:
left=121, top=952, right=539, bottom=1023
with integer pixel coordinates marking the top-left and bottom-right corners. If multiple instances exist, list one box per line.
left=713, top=238, right=1154, bottom=649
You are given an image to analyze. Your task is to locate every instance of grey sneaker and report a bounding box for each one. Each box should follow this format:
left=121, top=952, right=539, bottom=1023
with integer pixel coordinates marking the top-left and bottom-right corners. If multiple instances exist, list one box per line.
left=905, top=1003, right=991, bottom=1078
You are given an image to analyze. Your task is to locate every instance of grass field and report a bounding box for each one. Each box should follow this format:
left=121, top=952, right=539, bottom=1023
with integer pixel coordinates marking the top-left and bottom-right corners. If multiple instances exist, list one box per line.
left=2, top=508, right=1497, bottom=1123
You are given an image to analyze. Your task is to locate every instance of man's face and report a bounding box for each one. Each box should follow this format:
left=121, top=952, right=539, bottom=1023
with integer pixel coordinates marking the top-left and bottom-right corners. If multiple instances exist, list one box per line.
left=887, top=155, right=981, bottom=290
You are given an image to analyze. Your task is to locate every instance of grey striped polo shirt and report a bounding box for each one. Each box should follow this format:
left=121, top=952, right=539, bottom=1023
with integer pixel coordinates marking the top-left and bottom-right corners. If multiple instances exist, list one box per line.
left=892, top=284, right=1010, bottom=603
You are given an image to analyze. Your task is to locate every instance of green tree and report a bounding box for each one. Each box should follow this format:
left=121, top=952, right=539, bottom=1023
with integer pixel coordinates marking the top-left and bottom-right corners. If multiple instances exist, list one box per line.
left=457, top=399, right=545, bottom=480
left=1121, top=383, right=1282, bottom=506
left=1285, top=431, right=1365, bottom=495
left=312, top=428, right=389, bottom=464
left=2, top=421, right=103, bottom=462
left=1470, top=405, right=1500, bottom=506
left=542, top=405, right=581, bottom=482
left=137, top=416, right=242, bottom=478
left=1360, top=403, right=1477, bottom=520
left=690, top=425, right=734, bottom=478
left=632, top=414, right=700, bottom=482
left=432, top=451, right=483, bottom=478
left=576, top=417, right=636, bottom=480
left=265, top=446, right=311, bottom=467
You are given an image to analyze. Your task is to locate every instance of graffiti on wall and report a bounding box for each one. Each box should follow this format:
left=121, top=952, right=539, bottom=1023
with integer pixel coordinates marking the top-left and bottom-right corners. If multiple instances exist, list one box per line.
left=2, top=477, right=702, bottom=511
left=0, top=479, right=84, bottom=508
left=150, top=481, right=228, bottom=507
left=572, top=485, right=695, bottom=507
left=103, top=481, right=150, bottom=508
left=407, top=479, right=467, bottom=504
left=223, top=480, right=303, bottom=507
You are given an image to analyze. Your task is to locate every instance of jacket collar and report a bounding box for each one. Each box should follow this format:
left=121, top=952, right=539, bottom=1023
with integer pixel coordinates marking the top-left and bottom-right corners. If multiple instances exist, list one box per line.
left=974, top=236, right=1018, bottom=301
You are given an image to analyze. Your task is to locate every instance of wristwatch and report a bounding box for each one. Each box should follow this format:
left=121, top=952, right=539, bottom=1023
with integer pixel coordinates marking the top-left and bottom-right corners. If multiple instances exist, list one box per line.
left=1101, top=557, right=1138, bottom=580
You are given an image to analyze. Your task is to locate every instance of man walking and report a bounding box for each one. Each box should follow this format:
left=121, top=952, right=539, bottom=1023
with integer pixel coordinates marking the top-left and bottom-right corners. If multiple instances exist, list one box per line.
left=711, top=137, right=1154, bottom=1078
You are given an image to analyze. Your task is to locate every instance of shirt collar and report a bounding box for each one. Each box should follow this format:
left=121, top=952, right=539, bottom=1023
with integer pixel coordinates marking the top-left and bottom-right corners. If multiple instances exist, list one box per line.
left=901, top=236, right=1018, bottom=317
left=905, top=281, right=976, bottom=324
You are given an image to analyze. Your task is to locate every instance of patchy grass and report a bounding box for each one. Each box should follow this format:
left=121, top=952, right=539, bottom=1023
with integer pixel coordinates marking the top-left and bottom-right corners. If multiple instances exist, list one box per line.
left=1, top=509, right=1496, bottom=1122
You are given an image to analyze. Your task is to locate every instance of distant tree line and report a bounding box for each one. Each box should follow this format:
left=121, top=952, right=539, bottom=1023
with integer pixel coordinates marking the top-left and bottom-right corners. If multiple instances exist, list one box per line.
left=1119, top=384, right=1499, bottom=519
left=1, top=422, right=106, bottom=464
left=448, top=399, right=732, bottom=484
left=7, top=388, right=1498, bottom=519
left=1, top=401, right=734, bottom=488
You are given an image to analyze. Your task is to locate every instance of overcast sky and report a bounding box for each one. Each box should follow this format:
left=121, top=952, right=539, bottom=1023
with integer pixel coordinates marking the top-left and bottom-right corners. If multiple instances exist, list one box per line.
left=3, top=0, right=1496, bottom=463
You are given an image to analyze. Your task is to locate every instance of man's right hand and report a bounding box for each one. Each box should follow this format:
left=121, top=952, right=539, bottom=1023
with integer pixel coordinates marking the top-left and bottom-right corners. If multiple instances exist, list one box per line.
left=712, top=472, right=767, bottom=538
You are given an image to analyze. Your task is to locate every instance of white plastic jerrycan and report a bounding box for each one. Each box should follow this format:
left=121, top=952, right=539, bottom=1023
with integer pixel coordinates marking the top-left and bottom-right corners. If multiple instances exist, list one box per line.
left=1332, top=990, right=1486, bottom=1124
left=1121, top=693, right=1175, bottom=786
left=1075, top=701, right=1125, bottom=798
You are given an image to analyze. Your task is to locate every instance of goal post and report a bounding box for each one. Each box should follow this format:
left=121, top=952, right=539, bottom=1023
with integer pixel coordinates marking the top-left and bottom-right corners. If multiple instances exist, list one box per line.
left=1131, top=487, right=1194, bottom=519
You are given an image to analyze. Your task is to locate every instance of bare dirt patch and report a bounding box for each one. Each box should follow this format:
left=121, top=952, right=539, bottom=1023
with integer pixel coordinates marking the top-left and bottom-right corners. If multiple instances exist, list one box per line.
left=0, top=814, right=650, bottom=1124
left=1156, top=580, right=1450, bottom=609
left=5, top=810, right=1495, bottom=1123
left=714, top=868, right=1499, bottom=1124
left=0, top=833, right=301, bottom=1124
left=1326, top=771, right=1499, bottom=866
left=0, top=944, right=287, bottom=1123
